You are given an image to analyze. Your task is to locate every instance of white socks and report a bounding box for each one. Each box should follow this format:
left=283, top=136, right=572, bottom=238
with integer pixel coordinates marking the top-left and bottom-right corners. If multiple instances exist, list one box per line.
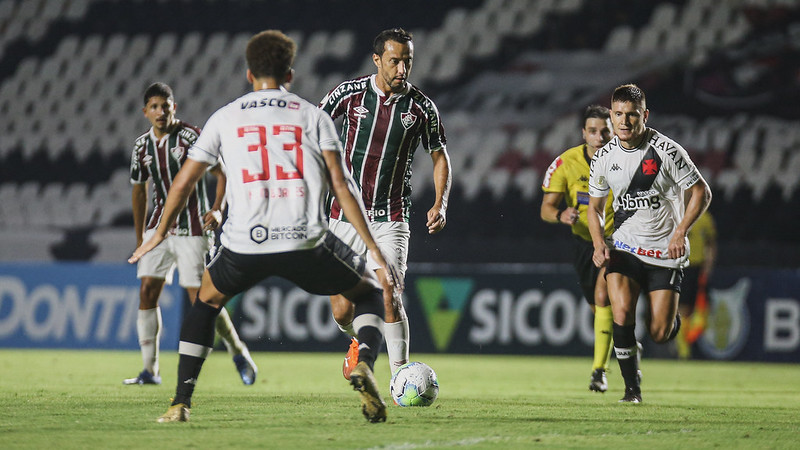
left=137, top=307, right=162, bottom=376
left=384, top=319, right=409, bottom=373
left=215, top=307, right=245, bottom=355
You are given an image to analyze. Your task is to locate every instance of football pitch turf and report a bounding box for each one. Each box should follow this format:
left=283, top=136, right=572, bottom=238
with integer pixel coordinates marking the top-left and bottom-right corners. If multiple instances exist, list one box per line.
left=0, top=350, right=797, bottom=449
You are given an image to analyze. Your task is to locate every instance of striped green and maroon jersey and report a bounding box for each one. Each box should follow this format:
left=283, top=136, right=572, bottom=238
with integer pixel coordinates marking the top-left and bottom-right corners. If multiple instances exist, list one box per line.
left=130, top=121, right=212, bottom=236
left=319, top=74, right=446, bottom=223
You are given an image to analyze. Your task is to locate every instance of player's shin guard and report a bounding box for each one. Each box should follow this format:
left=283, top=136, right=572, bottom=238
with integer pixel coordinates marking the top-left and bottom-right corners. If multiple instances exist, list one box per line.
left=352, top=288, right=385, bottom=371
left=613, top=323, right=640, bottom=390
left=593, top=306, right=613, bottom=371
left=173, top=300, right=220, bottom=408
left=384, top=319, right=409, bottom=373
left=137, top=307, right=162, bottom=376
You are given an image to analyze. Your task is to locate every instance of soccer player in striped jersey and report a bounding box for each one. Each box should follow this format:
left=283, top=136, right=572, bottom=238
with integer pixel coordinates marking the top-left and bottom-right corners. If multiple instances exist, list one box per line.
left=587, top=84, right=712, bottom=403
left=541, top=105, right=617, bottom=393
left=130, top=30, right=398, bottom=423
left=126, top=82, right=257, bottom=386
left=319, top=28, right=452, bottom=378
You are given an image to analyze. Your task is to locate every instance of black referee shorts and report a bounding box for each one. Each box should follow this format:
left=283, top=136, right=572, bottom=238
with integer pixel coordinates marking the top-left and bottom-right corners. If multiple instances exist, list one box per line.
left=606, top=250, right=683, bottom=293
left=207, top=231, right=367, bottom=297
left=573, top=235, right=601, bottom=305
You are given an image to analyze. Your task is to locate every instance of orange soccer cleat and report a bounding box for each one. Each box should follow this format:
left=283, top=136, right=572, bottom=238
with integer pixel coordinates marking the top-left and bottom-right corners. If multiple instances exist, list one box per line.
left=342, top=338, right=359, bottom=380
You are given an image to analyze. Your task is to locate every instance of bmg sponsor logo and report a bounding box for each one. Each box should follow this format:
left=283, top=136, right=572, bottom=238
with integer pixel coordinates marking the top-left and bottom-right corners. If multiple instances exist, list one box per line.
left=616, top=191, right=661, bottom=211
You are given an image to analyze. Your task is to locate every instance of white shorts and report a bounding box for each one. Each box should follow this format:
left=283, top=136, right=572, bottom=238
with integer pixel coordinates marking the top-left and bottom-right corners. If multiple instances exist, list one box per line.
left=328, top=218, right=410, bottom=280
left=136, top=229, right=212, bottom=288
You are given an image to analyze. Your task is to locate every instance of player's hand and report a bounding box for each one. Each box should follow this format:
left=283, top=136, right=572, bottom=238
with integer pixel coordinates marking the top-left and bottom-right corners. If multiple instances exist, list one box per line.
left=426, top=207, right=446, bottom=234
left=203, top=209, right=223, bottom=231
left=560, top=207, right=579, bottom=225
left=667, top=232, right=686, bottom=259
left=128, top=233, right=166, bottom=264
left=592, top=245, right=610, bottom=268
left=368, top=248, right=404, bottom=292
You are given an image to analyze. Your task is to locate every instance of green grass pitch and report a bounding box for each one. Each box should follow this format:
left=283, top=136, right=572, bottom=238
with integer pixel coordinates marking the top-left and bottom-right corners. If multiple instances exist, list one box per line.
left=0, top=349, right=797, bottom=449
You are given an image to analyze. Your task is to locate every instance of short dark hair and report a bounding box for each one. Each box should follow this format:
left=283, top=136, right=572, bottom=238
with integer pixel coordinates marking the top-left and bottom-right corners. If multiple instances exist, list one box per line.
left=612, top=83, right=646, bottom=108
left=583, top=104, right=610, bottom=128
left=373, top=28, right=413, bottom=56
left=143, top=82, right=173, bottom=106
left=246, top=30, right=296, bottom=80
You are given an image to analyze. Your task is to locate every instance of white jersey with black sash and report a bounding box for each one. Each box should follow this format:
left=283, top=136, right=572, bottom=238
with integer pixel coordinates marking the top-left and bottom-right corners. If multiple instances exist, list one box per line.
left=588, top=128, right=702, bottom=269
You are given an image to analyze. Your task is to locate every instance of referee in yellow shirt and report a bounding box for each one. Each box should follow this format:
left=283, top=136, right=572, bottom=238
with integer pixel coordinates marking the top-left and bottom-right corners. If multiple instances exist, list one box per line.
left=541, top=105, right=616, bottom=392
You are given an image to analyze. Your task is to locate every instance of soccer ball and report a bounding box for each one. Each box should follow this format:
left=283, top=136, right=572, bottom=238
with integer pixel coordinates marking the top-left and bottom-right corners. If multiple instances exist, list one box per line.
left=389, top=361, right=439, bottom=407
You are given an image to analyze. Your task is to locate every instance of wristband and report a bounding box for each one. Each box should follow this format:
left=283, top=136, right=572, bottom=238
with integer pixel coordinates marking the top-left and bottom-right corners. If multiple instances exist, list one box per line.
left=556, top=208, right=566, bottom=222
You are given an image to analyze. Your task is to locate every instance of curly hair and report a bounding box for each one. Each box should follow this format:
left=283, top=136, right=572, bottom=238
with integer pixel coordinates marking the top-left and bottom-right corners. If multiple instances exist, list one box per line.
left=246, top=30, right=296, bottom=80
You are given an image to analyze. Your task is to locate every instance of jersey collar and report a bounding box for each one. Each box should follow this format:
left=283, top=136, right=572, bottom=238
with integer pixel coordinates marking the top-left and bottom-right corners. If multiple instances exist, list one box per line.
left=369, top=74, right=411, bottom=105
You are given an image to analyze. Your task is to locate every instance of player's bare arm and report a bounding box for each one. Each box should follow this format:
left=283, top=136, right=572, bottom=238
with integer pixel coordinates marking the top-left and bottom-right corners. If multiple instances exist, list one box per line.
left=131, top=182, right=148, bottom=248
left=202, top=164, right=227, bottom=231
left=541, top=192, right=579, bottom=225
left=668, top=178, right=712, bottom=260
left=129, top=158, right=211, bottom=263
left=427, top=149, right=452, bottom=234
left=587, top=194, right=610, bottom=268
left=323, top=149, right=402, bottom=291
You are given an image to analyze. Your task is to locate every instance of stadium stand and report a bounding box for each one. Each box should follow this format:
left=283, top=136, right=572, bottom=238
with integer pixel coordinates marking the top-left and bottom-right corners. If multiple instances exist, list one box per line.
left=0, top=0, right=798, bottom=265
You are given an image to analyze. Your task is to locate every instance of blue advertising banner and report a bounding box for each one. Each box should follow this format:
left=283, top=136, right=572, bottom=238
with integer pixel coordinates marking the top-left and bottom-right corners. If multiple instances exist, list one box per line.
left=1, top=262, right=798, bottom=363
left=231, top=263, right=800, bottom=362
left=0, top=263, right=183, bottom=350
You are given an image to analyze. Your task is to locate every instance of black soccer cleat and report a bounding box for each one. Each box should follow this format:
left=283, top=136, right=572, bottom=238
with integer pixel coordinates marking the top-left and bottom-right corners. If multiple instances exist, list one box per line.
left=589, top=368, right=608, bottom=393
left=619, top=387, right=642, bottom=404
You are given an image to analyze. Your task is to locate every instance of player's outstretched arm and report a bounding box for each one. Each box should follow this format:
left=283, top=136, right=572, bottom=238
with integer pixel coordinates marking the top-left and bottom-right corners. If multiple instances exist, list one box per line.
left=322, top=149, right=402, bottom=291
left=129, top=158, right=211, bottom=263
left=587, top=195, right=610, bottom=268
left=426, top=149, right=452, bottom=234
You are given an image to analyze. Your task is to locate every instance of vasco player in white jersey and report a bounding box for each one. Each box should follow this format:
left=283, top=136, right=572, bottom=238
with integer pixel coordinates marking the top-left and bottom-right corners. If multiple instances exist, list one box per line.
left=587, top=84, right=711, bottom=403
left=319, top=28, right=452, bottom=378
left=127, top=82, right=256, bottom=387
left=130, top=30, right=399, bottom=424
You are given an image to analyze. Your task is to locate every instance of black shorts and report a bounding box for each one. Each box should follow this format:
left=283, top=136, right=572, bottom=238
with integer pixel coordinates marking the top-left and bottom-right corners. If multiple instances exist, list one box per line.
left=606, top=250, right=683, bottom=293
left=679, top=266, right=701, bottom=306
left=573, top=236, right=601, bottom=305
left=207, top=231, right=367, bottom=297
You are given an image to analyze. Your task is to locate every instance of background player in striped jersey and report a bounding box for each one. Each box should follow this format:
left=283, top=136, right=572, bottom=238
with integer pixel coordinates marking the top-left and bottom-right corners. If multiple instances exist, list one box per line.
left=126, top=82, right=257, bottom=386
left=319, top=28, right=452, bottom=377
left=541, top=105, right=617, bottom=393
left=130, top=30, right=397, bottom=423
left=587, top=84, right=712, bottom=403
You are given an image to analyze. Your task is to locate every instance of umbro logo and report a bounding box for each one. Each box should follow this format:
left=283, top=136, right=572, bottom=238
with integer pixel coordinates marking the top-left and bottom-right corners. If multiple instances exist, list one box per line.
left=353, top=106, right=369, bottom=119
left=611, top=164, right=622, bottom=171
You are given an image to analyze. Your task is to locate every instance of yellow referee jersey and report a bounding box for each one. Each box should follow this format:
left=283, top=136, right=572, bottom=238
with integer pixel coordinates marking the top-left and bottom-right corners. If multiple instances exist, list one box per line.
left=688, top=211, right=716, bottom=266
left=542, top=144, right=614, bottom=242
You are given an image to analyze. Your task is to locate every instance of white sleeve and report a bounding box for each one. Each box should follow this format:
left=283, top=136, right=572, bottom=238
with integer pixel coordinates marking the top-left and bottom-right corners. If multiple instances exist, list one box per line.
left=588, top=155, right=609, bottom=197
left=668, top=143, right=702, bottom=189
left=188, top=112, right=222, bottom=165
left=318, top=110, right=342, bottom=153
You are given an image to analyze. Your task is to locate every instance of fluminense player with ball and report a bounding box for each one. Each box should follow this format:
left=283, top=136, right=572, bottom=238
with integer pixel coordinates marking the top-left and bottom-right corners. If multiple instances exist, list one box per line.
left=319, top=28, right=452, bottom=380
left=587, top=84, right=711, bottom=403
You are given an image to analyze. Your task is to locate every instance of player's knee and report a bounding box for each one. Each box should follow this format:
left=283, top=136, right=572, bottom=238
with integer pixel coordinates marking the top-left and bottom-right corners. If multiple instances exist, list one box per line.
left=649, top=323, right=671, bottom=343
left=330, top=294, right=354, bottom=325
